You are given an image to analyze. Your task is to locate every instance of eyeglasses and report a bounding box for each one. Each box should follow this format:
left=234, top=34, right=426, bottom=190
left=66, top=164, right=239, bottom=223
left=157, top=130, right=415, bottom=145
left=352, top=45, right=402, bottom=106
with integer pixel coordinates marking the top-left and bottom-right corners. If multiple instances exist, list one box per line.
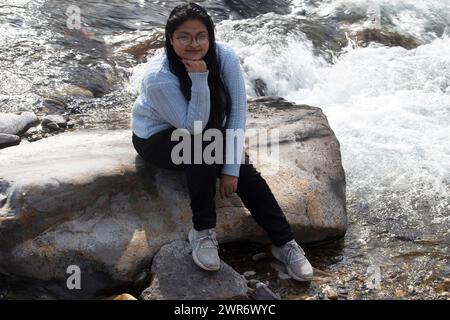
left=174, top=33, right=209, bottom=46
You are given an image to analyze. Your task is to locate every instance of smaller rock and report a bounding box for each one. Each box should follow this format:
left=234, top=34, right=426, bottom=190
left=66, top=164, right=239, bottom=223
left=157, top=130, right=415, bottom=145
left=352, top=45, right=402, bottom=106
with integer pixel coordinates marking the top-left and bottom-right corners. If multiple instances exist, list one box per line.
left=351, top=28, right=420, bottom=49
left=42, top=115, right=68, bottom=129
left=110, top=293, right=138, bottom=300
left=24, top=126, right=39, bottom=135
left=247, top=279, right=261, bottom=288
left=118, top=31, right=165, bottom=61
left=41, top=98, right=67, bottom=114
left=60, top=85, right=95, bottom=98
left=140, top=240, right=249, bottom=300
left=0, top=194, right=7, bottom=207
left=0, top=133, right=21, bottom=149
left=250, top=282, right=281, bottom=300
left=322, top=285, right=338, bottom=300
left=395, top=288, right=407, bottom=298
left=243, top=271, right=256, bottom=278
left=0, top=112, right=39, bottom=135
left=44, top=122, right=60, bottom=132
left=441, top=278, right=450, bottom=293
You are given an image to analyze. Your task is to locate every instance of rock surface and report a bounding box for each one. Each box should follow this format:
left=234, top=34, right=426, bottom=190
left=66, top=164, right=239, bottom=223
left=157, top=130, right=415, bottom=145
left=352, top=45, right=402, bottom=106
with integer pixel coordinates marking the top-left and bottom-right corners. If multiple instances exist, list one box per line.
left=0, top=112, right=40, bottom=136
left=0, top=96, right=346, bottom=297
left=140, top=241, right=249, bottom=300
left=0, top=133, right=21, bottom=149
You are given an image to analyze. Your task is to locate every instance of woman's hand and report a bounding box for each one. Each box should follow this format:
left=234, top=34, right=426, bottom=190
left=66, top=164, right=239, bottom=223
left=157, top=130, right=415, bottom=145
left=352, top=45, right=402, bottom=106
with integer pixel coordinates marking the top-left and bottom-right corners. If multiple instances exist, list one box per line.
left=219, top=174, right=238, bottom=199
left=181, top=59, right=208, bottom=73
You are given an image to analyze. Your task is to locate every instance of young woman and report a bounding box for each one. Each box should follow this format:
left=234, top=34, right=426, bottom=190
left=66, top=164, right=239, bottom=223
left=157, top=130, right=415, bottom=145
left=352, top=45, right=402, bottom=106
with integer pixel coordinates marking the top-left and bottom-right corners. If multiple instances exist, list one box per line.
left=131, top=2, right=313, bottom=281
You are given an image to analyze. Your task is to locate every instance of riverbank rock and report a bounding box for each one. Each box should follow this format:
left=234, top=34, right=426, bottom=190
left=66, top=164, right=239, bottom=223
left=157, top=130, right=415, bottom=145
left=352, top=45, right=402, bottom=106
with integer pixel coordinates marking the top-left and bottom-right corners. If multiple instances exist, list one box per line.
left=115, top=30, right=165, bottom=62
left=0, top=133, right=21, bottom=149
left=41, top=115, right=68, bottom=131
left=0, top=96, right=346, bottom=297
left=350, top=28, right=420, bottom=49
left=140, top=241, right=249, bottom=300
left=0, top=112, right=40, bottom=136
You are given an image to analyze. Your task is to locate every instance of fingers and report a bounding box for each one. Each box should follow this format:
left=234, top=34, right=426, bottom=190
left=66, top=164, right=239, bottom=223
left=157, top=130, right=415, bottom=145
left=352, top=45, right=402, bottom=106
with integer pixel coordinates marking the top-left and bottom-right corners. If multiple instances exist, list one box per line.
left=220, top=175, right=238, bottom=199
left=227, top=183, right=236, bottom=196
left=181, top=59, right=207, bottom=73
left=221, top=183, right=237, bottom=198
left=181, top=59, right=191, bottom=70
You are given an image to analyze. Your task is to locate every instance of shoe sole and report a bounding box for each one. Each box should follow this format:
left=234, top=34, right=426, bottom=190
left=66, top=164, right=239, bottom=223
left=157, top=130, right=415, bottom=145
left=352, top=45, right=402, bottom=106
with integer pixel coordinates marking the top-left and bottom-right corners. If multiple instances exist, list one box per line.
left=188, top=230, right=220, bottom=272
left=272, top=248, right=313, bottom=282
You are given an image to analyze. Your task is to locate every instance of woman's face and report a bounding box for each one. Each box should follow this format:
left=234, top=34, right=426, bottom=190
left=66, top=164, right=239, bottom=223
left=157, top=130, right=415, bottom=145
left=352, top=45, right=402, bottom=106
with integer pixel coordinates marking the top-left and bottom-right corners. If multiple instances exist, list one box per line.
left=170, top=19, right=209, bottom=61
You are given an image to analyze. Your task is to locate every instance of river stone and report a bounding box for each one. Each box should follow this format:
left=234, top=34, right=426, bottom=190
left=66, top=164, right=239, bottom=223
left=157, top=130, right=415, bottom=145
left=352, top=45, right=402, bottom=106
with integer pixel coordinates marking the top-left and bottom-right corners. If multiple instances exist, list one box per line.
left=0, top=133, right=21, bottom=149
left=250, top=282, right=281, bottom=300
left=42, top=115, right=68, bottom=129
left=118, top=30, right=165, bottom=62
left=140, top=240, right=249, bottom=300
left=351, top=28, right=420, bottom=49
left=0, top=96, right=346, bottom=297
left=0, top=112, right=39, bottom=136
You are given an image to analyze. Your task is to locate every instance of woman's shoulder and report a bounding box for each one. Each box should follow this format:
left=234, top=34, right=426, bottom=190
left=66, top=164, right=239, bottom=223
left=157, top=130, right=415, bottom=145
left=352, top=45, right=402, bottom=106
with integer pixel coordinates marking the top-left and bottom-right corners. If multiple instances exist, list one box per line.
left=142, top=49, right=177, bottom=86
left=215, top=41, right=239, bottom=59
left=215, top=41, right=241, bottom=72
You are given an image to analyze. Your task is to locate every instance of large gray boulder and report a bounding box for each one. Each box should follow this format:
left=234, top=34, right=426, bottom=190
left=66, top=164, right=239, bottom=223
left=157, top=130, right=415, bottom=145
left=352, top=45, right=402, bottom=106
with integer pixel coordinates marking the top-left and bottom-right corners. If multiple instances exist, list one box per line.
left=140, top=240, right=249, bottom=300
left=0, top=96, right=346, bottom=297
left=0, top=112, right=40, bottom=136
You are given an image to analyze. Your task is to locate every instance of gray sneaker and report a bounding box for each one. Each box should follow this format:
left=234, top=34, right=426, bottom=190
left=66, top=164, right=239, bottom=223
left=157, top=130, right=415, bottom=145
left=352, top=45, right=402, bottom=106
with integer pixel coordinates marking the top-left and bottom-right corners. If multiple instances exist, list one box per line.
left=271, top=239, right=313, bottom=281
left=188, top=228, right=220, bottom=271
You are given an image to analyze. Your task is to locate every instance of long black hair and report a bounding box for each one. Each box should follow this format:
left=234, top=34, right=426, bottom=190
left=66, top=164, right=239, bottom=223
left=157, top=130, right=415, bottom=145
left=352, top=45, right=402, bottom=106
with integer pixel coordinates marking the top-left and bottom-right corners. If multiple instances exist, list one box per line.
left=164, top=2, right=231, bottom=130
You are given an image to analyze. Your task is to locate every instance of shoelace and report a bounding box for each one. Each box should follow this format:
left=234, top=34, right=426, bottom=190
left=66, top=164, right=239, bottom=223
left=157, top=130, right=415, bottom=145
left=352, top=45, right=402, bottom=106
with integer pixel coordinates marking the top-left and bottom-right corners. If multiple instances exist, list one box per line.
left=284, top=242, right=306, bottom=265
left=195, top=231, right=218, bottom=249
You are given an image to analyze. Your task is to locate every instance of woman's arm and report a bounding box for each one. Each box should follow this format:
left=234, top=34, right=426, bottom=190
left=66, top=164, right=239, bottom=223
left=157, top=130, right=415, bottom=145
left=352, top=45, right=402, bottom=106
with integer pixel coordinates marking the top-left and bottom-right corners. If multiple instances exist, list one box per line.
left=142, top=71, right=211, bottom=134
left=221, top=47, right=247, bottom=178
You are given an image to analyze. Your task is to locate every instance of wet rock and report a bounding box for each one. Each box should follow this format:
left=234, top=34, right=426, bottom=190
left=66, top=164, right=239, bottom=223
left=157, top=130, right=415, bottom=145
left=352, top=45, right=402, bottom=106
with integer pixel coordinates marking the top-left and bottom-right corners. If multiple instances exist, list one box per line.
left=42, top=115, right=68, bottom=130
left=0, top=97, right=346, bottom=297
left=220, top=15, right=347, bottom=62
left=443, top=278, right=450, bottom=291
left=59, top=85, right=95, bottom=98
left=24, top=127, right=39, bottom=135
left=395, top=288, right=407, bottom=298
left=247, top=279, right=261, bottom=288
left=140, top=241, right=248, bottom=300
left=224, top=0, right=291, bottom=19
left=322, top=285, right=338, bottom=300
left=250, top=282, right=281, bottom=300
left=0, top=133, right=21, bottom=149
left=350, top=28, right=420, bottom=49
left=40, top=98, right=67, bottom=114
left=253, top=78, right=268, bottom=96
left=117, top=30, right=165, bottom=62
left=243, top=271, right=256, bottom=278
left=43, top=122, right=60, bottom=132
left=0, top=194, right=7, bottom=207
left=0, top=112, right=40, bottom=136
left=248, top=96, right=296, bottom=108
